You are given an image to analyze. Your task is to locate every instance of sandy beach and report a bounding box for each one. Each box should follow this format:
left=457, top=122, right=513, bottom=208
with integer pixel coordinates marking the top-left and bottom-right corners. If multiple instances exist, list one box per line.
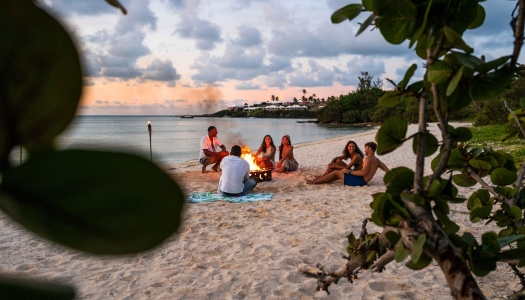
left=0, top=122, right=521, bottom=299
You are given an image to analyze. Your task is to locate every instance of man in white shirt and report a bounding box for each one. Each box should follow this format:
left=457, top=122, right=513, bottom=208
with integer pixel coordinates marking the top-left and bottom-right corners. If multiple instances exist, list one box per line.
left=200, top=126, right=228, bottom=173
left=218, top=145, right=257, bottom=197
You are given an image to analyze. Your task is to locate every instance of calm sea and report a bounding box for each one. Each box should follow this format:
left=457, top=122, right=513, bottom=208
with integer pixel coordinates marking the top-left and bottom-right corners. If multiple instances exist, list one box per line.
left=12, top=116, right=374, bottom=165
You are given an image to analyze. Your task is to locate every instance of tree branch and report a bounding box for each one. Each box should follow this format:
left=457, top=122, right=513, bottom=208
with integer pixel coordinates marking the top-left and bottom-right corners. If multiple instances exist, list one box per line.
left=414, top=92, right=428, bottom=194
left=511, top=0, right=525, bottom=67
left=505, top=100, right=525, bottom=138
left=466, top=168, right=512, bottom=206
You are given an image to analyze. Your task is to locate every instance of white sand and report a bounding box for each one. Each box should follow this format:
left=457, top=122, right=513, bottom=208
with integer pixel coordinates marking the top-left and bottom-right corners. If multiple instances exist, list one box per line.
left=0, top=123, right=520, bottom=299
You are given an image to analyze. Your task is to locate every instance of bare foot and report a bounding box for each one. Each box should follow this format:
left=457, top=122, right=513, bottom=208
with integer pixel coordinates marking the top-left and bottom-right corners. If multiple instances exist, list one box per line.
left=211, top=166, right=219, bottom=172
left=305, top=179, right=316, bottom=184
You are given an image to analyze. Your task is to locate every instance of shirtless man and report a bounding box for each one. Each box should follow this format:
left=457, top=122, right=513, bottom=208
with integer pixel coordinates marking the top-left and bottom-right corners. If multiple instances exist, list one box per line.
left=306, top=142, right=389, bottom=186
left=199, top=126, right=228, bottom=173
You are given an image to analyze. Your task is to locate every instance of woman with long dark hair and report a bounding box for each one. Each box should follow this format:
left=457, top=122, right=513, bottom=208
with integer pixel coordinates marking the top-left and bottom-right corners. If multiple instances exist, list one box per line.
left=254, top=135, right=276, bottom=169
left=315, top=140, right=364, bottom=178
left=276, top=135, right=298, bottom=173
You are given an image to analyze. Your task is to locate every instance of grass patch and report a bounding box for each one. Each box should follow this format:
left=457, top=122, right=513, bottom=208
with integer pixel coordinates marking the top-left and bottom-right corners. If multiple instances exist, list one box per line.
left=469, top=124, right=525, bottom=165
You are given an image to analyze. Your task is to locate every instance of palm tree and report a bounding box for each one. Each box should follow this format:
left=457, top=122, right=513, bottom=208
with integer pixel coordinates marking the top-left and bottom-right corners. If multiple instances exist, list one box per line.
left=302, top=89, right=307, bottom=101
left=293, top=97, right=298, bottom=104
left=271, top=95, right=275, bottom=102
left=275, top=96, right=279, bottom=102
left=312, top=93, right=317, bottom=100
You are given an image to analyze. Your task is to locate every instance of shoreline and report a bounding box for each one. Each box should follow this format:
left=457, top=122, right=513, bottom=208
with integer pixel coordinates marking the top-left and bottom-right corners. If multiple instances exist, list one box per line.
left=0, top=122, right=520, bottom=299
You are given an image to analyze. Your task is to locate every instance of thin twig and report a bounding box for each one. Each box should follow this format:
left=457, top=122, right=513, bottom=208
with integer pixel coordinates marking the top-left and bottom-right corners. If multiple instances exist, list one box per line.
left=466, top=169, right=512, bottom=206
left=505, top=100, right=525, bottom=137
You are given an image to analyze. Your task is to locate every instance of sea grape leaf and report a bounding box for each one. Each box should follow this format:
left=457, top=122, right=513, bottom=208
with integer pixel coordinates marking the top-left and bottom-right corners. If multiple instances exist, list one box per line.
left=1, top=1, right=82, bottom=163
left=385, top=231, right=401, bottom=248
left=331, top=4, right=362, bottom=24
left=366, top=250, right=377, bottom=263
left=412, top=133, right=439, bottom=157
left=468, top=4, right=485, bottom=29
left=427, top=180, right=443, bottom=198
left=474, top=55, right=512, bottom=74
left=509, top=206, right=522, bottom=221
left=446, top=65, right=464, bottom=96
left=428, top=61, right=454, bottom=84
left=470, top=66, right=514, bottom=101
left=454, top=52, right=483, bottom=69
left=498, top=234, right=525, bottom=248
left=453, top=127, right=472, bottom=142
left=498, top=249, right=525, bottom=261
left=405, top=253, right=432, bottom=270
left=384, top=167, right=414, bottom=185
left=443, top=26, right=473, bottom=53
left=491, top=168, right=518, bottom=186
left=0, top=277, right=75, bottom=300
left=379, top=90, right=404, bottom=107
left=453, top=173, right=477, bottom=187
left=411, top=234, right=426, bottom=263
left=376, top=116, right=408, bottom=155
left=376, top=0, right=417, bottom=44
left=398, top=64, right=417, bottom=90
left=469, top=159, right=492, bottom=170
left=356, top=13, right=377, bottom=37
left=395, top=242, right=409, bottom=262
left=481, top=232, right=500, bottom=253
left=0, top=150, right=185, bottom=254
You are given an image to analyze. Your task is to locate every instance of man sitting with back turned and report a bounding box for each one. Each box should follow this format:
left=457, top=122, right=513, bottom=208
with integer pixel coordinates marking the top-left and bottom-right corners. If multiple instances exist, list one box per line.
left=306, top=142, right=389, bottom=186
left=200, top=125, right=228, bottom=173
left=218, top=145, right=257, bottom=197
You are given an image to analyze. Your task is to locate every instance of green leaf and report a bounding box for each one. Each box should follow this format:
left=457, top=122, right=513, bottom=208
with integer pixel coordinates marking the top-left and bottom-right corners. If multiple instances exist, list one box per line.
left=331, top=4, right=362, bottom=24
left=452, top=127, right=472, bottom=142
left=498, top=234, right=525, bottom=248
left=385, top=231, right=401, bottom=247
left=446, top=65, right=465, bottom=96
left=454, top=52, right=484, bottom=69
left=386, top=170, right=414, bottom=196
left=428, top=61, right=454, bottom=84
left=384, top=167, right=414, bottom=185
left=509, top=206, right=522, bottom=221
left=491, top=168, right=518, bottom=186
left=406, top=80, right=424, bottom=93
left=411, top=234, right=426, bottom=263
left=498, top=249, right=525, bottom=261
left=468, top=4, right=485, bottom=29
left=453, top=173, right=477, bottom=187
left=427, top=180, right=443, bottom=198
left=1, top=1, right=83, bottom=162
left=481, top=231, right=500, bottom=253
left=520, top=97, right=525, bottom=108
left=478, top=156, right=499, bottom=168
left=409, top=0, right=432, bottom=48
left=379, top=90, right=404, bottom=107
left=395, top=242, right=409, bottom=262
left=366, top=250, right=377, bottom=263
left=412, top=133, right=439, bottom=157
left=462, top=232, right=479, bottom=247
left=405, top=253, right=432, bottom=270
left=470, top=199, right=494, bottom=222
left=499, top=227, right=514, bottom=237
left=0, top=277, right=75, bottom=300
left=474, top=56, right=512, bottom=74
left=0, top=150, right=185, bottom=254
left=470, top=253, right=496, bottom=276
left=356, top=13, right=377, bottom=37
left=398, top=64, right=417, bottom=90
left=376, top=0, right=417, bottom=44
left=470, top=66, right=514, bottom=101
left=348, top=232, right=357, bottom=246
left=469, top=159, right=492, bottom=170
left=443, top=27, right=473, bottom=53
left=468, top=190, right=490, bottom=209
left=375, top=116, right=408, bottom=155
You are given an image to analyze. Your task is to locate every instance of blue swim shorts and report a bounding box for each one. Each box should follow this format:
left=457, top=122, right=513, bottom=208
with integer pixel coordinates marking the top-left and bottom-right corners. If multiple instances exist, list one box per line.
left=343, top=173, right=366, bottom=186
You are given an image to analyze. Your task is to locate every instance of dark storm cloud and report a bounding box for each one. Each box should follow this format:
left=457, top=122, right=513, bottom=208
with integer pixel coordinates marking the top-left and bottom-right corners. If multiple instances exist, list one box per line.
left=232, top=25, right=263, bottom=47
left=142, top=59, right=181, bottom=81
left=175, top=17, right=223, bottom=50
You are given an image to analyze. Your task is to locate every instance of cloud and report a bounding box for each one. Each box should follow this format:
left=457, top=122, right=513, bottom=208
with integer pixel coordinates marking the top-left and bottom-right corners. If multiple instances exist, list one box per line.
left=265, top=73, right=287, bottom=88
left=232, top=25, right=263, bottom=47
left=95, top=100, right=103, bottom=104
left=142, top=59, right=181, bottom=81
left=289, top=60, right=334, bottom=87
left=235, top=82, right=261, bottom=90
left=218, top=45, right=265, bottom=69
left=175, top=17, right=223, bottom=50
left=43, top=0, right=121, bottom=16
left=83, top=78, right=95, bottom=86
left=334, top=57, right=386, bottom=86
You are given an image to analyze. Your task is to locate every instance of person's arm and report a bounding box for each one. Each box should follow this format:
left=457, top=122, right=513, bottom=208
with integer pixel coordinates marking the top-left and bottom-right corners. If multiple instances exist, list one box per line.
left=279, top=146, right=293, bottom=162
left=379, top=160, right=389, bottom=172
left=219, top=144, right=227, bottom=152
left=348, top=156, right=370, bottom=176
left=254, top=147, right=263, bottom=161
left=345, top=154, right=363, bottom=170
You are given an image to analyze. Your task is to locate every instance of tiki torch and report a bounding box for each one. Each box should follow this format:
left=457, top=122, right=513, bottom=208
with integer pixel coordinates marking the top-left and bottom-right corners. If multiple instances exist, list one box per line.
left=148, top=121, right=152, bottom=162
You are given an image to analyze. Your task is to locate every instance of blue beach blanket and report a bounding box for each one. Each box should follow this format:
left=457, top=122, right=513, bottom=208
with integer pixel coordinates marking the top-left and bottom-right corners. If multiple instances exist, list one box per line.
left=188, top=191, right=274, bottom=203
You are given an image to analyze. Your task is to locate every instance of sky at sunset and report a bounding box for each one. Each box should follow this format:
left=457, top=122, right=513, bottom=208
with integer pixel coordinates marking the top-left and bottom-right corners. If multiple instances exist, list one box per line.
left=41, top=0, right=520, bottom=115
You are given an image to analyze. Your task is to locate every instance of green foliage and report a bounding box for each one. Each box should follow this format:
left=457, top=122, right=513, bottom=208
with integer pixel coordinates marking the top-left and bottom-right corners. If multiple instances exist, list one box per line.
left=1, top=1, right=184, bottom=297
left=329, top=0, right=525, bottom=295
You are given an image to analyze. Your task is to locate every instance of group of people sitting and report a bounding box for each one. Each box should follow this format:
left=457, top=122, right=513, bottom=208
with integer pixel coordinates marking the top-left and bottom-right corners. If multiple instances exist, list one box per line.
left=198, top=125, right=389, bottom=198
left=199, top=126, right=298, bottom=174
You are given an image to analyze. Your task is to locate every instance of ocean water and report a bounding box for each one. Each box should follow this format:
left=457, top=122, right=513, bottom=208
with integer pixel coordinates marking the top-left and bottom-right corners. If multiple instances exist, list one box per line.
left=12, top=116, right=374, bottom=165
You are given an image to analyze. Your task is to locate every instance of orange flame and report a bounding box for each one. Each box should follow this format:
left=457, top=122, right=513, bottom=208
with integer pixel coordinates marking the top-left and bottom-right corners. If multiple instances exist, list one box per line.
left=241, top=146, right=260, bottom=171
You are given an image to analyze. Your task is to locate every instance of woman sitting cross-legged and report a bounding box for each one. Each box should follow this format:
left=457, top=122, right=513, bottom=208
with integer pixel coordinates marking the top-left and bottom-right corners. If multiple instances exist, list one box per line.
left=275, top=135, right=298, bottom=173
left=254, top=134, right=276, bottom=169
left=315, top=140, right=364, bottom=179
